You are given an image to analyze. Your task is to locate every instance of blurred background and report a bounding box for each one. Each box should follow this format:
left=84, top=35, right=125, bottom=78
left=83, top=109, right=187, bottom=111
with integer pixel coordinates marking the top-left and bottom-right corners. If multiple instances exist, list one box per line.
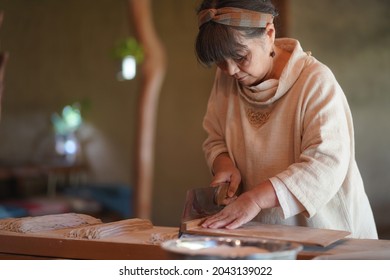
left=0, top=0, right=389, bottom=238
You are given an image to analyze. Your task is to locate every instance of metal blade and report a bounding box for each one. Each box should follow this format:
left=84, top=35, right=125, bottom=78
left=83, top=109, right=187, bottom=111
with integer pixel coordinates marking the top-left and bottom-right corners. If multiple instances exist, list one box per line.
left=181, top=184, right=229, bottom=222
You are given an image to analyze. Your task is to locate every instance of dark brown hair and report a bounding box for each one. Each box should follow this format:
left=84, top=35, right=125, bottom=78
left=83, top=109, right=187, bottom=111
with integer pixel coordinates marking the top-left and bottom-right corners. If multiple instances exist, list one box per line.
left=195, top=0, right=278, bottom=67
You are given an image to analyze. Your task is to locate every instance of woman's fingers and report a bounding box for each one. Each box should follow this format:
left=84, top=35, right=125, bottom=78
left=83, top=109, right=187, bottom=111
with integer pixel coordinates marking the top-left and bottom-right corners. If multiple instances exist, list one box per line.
left=224, top=215, right=252, bottom=229
left=201, top=211, right=233, bottom=228
left=201, top=193, right=262, bottom=229
left=201, top=211, right=245, bottom=229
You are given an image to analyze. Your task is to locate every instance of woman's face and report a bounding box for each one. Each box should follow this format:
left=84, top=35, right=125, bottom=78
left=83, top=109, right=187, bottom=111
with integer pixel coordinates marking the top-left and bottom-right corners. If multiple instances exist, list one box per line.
left=216, top=33, right=273, bottom=87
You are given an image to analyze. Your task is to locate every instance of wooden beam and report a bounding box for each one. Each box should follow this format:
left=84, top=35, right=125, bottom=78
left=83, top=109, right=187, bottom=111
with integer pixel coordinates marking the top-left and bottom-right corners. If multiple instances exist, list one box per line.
left=128, top=0, right=167, bottom=219
left=273, top=0, right=289, bottom=38
left=0, top=11, right=9, bottom=119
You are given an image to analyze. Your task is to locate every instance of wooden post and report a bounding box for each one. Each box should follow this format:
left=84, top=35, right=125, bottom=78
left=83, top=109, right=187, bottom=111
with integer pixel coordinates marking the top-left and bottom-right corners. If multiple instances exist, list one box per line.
left=0, top=11, right=9, bottom=119
left=273, top=0, right=289, bottom=38
left=128, top=0, right=167, bottom=219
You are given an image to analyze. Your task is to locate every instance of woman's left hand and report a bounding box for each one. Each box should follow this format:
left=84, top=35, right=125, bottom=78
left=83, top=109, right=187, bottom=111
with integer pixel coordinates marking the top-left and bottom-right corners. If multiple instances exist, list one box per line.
left=201, top=191, right=262, bottom=229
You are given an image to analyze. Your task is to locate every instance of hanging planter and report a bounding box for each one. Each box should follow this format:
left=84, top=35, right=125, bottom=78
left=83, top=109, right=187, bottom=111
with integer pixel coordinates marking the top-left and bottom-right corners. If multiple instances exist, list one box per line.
left=112, top=37, right=144, bottom=81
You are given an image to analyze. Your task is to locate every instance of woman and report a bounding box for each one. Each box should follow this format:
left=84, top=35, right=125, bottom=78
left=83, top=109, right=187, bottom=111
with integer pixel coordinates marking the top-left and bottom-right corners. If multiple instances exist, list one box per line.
left=196, top=0, right=377, bottom=238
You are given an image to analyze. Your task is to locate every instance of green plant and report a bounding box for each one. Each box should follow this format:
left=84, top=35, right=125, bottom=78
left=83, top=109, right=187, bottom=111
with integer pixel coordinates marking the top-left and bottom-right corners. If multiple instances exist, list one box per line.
left=112, top=37, right=144, bottom=63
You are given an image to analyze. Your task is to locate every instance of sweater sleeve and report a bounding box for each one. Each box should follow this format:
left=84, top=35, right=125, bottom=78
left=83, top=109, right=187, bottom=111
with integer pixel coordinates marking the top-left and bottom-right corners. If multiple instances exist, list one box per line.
left=270, top=176, right=306, bottom=218
left=202, top=70, right=230, bottom=170
left=276, top=64, right=353, bottom=218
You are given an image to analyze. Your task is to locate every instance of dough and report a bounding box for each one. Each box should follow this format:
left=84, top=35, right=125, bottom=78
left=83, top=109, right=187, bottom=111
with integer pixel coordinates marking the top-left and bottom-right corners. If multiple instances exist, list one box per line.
left=0, top=213, right=102, bottom=233
left=66, top=218, right=153, bottom=240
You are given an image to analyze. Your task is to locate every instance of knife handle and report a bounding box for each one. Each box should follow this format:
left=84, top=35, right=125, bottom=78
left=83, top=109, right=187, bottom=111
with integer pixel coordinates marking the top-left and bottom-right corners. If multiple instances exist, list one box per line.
left=214, top=183, right=230, bottom=206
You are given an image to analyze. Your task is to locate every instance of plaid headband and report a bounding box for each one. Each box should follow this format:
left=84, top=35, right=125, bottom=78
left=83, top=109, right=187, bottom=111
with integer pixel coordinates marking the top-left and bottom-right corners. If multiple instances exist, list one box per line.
left=198, top=7, right=273, bottom=28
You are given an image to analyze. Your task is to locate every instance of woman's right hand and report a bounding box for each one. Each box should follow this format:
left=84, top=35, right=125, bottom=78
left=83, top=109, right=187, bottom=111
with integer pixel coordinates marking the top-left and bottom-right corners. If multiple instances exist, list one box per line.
left=211, top=153, right=241, bottom=197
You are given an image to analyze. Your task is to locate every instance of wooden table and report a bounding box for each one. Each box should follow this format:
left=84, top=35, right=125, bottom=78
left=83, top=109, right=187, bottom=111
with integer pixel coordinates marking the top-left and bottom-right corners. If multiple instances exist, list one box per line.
left=0, top=226, right=389, bottom=260
left=299, top=238, right=390, bottom=259
left=0, top=227, right=174, bottom=260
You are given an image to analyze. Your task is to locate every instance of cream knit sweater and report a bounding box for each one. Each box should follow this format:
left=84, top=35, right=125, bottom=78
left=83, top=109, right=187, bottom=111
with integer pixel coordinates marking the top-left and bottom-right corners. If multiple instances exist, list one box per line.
left=202, top=38, right=377, bottom=239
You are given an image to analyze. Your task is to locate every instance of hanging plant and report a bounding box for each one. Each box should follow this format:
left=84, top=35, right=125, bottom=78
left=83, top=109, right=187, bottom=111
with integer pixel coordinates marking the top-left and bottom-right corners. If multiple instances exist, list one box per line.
left=112, top=37, right=144, bottom=64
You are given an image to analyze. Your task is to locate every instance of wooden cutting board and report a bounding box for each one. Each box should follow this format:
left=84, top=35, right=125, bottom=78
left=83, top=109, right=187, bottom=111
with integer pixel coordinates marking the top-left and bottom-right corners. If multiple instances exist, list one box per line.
left=0, top=214, right=179, bottom=259
left=181, top=218, right=350, bottom=247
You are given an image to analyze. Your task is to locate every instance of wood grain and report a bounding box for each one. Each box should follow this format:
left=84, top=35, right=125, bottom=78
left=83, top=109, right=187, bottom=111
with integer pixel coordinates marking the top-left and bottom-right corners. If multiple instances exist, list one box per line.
left=0, top=231, right=169, bottom=260
left=182, top=219, right=350, bottom=247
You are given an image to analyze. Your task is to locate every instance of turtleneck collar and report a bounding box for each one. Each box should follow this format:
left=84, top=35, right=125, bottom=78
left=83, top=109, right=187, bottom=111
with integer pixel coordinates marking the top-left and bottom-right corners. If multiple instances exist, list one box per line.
left=238, top=38, right=311, bottom=106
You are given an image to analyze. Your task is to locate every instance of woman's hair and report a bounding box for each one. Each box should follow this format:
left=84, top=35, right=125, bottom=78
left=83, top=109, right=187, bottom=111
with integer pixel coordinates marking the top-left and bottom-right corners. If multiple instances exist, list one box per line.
left=195, top=0, right=278, bottom=67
